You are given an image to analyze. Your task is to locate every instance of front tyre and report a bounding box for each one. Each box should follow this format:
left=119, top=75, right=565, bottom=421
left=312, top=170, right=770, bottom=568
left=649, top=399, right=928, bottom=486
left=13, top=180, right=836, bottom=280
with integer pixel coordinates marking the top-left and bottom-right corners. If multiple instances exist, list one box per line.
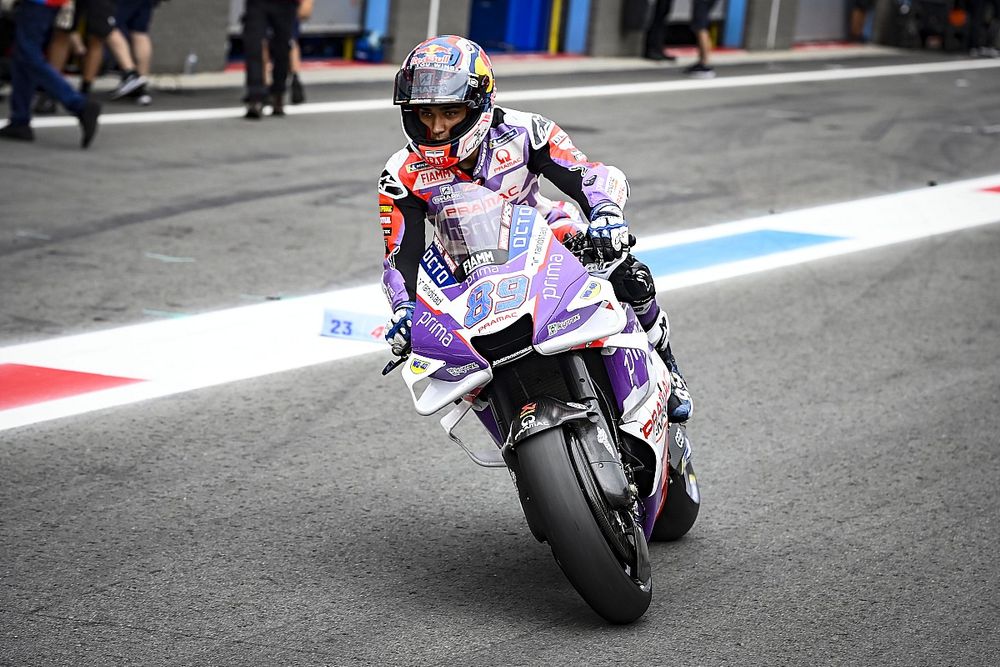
left=517, top=427, right=652, bottom=624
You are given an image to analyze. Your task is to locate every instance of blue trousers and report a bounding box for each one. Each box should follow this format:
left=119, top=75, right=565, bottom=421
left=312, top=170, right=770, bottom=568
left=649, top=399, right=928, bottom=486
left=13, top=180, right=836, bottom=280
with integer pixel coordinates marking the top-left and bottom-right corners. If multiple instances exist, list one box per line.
left=8, top=2, right=86, bottom=127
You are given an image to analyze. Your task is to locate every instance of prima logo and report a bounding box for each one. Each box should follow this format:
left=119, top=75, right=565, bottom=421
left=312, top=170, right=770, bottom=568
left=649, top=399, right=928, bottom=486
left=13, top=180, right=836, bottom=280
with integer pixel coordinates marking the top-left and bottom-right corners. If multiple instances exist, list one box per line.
left=542, top=252, right=564, bottom=300
left=416, top=311, right=454, bottom=347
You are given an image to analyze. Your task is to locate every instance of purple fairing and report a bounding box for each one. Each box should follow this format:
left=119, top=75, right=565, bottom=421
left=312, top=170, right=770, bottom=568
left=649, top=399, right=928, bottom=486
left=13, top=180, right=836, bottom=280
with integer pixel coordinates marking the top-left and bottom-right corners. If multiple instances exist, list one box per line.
left=601, top=309, right=651, bottom=412
left=410, top=304, right=486, bottom=381
left=641, top=492, right=664, bottom=540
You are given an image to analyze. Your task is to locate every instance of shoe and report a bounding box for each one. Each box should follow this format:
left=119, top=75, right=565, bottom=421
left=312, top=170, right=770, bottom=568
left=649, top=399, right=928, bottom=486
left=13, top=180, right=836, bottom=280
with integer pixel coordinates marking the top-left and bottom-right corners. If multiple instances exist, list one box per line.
left=666, top=367, right=693, bottom=423
left=0, top=123, right=35, bottom=142
left=245, top=101, right=263, bottom=119
left=34, top=92, right=57, bottom=115
left=78, top=99, right=101, bottom=148
left=271, top=93, right=285, bottom=117
left=643, top=50, right=677, bottom=62
left=290, top=75, right=305, bottom=104
left=110, top=71, right=148, bottom=100
left=683, top=62, right=716, bottom=79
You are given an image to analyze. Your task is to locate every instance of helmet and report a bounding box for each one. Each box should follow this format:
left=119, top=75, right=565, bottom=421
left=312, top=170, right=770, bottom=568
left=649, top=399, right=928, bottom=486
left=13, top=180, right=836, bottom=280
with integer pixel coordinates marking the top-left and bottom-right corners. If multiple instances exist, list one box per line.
left=393, top=36, right=496, bottom=169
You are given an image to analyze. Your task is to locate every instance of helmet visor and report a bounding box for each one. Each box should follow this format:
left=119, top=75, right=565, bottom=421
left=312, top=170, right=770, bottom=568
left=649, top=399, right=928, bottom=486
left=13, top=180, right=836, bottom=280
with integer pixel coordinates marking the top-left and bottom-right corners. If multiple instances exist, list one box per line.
left=394, top=67, right=479, bottom=106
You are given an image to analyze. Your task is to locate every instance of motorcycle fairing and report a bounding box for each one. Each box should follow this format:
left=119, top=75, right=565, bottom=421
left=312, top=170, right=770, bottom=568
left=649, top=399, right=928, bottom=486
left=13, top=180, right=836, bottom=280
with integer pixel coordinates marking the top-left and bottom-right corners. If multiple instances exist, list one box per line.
left=405, top=207, right=626, bottom=415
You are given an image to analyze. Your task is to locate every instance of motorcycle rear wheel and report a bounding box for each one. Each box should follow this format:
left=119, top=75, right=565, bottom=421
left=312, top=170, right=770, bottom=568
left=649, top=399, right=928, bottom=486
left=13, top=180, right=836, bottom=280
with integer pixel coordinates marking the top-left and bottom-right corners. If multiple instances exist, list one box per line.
left=517, top=426, right=652, bottom=624
left=651, top=462, right=700, bottom=542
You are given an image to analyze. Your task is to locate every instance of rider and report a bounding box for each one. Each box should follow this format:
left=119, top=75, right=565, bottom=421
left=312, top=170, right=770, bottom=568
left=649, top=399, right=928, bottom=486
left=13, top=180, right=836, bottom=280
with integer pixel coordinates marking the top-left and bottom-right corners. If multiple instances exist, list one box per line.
left=378, top=35, right=693, bottom=422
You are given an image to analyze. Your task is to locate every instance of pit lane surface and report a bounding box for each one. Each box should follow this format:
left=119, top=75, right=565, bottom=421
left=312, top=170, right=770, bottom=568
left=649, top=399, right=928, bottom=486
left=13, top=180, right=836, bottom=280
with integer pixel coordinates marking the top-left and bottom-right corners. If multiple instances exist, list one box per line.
left=2, top=51, right=999, bottom=665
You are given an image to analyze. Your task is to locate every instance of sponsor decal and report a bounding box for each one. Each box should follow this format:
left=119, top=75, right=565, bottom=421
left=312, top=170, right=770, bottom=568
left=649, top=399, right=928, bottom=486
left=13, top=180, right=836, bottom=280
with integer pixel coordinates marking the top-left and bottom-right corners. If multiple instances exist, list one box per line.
left=641, top=382, right=670, bottom=442
left=621, top=346, right=644, bottom=382
left=410, top=359, right=430, bottom=374
left=421, top=246, right=454, bottom=286
left=489, top=128, right=518, bottom=148
left=415, top=168, right=453, bottom=190
left=416, top=311, right=455, bottom=347
left=416, top=275, right=445, bottom=309
left=583, top=174, right=597, bottom=187
left=406, top=161, right=431, bottom=173
left=380, top=204, right=394, bottom=214
left=493, top=346, right=533, bottom=366
left=440, top=192, right=506, bottom=220
left=510, top=207, right=535, bottom=251
left=547, top=313, right=581, bottom=336
left=581, top=280, right=601, bottom=300
left=487, top=146, right=525, bottom=180
left=379, top=216, right=392, bottom=225
left=515, top=402, right=538, bottom=439
left=596, top=427, right=616, bottom=457
left=461, top=250, right=496, bottom=275
left=541, top=253, right=564, bottom=300
left=530, top=115, right=554, bottom=148
left=445, top=361, right=480, bottom=377
left=378, top=170, right=406, bottom=200
left=475, top=310, right=519, bottom=333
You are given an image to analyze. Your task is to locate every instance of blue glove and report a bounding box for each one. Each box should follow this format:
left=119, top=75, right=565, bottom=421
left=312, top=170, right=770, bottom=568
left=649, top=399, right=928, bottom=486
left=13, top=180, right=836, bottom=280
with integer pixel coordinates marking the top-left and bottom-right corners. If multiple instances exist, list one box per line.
left=385, top=301, right=415, bottom=356
left=587, top=202, right=630, bottom=262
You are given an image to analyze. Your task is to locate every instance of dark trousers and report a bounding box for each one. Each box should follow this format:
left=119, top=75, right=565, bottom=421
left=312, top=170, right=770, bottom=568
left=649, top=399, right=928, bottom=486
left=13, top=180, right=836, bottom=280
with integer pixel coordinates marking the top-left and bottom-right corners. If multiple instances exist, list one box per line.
left=242, top=0, right=297, bottom=102
left=645, top=0, right=674, bottom=56
left=8, top=2, right=85, bottom=126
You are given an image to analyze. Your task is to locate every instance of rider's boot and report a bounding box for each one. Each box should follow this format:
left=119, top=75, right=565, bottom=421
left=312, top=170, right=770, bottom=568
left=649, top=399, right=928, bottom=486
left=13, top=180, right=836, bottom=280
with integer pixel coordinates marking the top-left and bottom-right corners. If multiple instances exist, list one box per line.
left=642, top=308, right=693, bottom=423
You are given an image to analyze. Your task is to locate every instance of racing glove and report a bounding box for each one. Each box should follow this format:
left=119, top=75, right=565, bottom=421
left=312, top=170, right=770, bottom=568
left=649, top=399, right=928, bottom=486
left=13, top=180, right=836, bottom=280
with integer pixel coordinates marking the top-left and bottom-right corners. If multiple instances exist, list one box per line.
left=587, top=202, right=630, bottom=262
left=384, top=301, right=415, bottom=356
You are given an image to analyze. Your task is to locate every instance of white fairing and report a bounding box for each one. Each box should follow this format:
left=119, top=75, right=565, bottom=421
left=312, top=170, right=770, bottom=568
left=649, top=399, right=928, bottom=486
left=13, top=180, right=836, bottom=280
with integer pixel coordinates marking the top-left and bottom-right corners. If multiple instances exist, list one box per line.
left=618, top=351, right=674, bottom=498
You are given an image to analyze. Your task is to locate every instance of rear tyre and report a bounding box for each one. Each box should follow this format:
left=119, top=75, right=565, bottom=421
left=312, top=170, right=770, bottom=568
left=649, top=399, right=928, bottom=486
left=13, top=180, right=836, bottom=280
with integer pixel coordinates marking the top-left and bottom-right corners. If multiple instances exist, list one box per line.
left=651, top=462, right=700, bottom=542
left=517, top=427, right=651, bottom=624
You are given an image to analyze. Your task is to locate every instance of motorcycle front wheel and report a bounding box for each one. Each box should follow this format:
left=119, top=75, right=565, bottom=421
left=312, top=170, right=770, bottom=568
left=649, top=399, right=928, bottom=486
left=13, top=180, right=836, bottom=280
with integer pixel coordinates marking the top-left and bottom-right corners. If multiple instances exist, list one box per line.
left=517, top=426, right=652, bottom=624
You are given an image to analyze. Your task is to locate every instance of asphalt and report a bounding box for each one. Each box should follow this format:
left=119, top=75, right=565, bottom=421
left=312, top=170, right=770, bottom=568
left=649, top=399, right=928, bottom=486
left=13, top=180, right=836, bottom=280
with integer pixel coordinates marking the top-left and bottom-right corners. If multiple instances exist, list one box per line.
left=2, top=46, right=1000, bottom=666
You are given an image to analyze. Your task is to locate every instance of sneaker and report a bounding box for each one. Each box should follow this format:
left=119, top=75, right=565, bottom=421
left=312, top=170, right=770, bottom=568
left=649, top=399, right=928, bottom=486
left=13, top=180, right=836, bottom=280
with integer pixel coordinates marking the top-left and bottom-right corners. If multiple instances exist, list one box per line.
left=683, top=62, right=716, bottom=79
left=290, top=75, right=305, bottom=104
left=110, top=71, right=148, bottom=100
left=0, top=123, right=35, bottom=142
left=78, top=99, right=101, bottom=148
left=34, top=92, right=57, bottom=115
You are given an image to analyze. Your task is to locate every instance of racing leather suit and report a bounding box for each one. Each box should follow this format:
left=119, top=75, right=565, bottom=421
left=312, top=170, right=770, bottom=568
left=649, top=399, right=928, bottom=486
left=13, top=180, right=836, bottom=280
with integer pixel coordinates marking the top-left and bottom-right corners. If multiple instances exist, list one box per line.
left=378, top=106, right=632, bottom=310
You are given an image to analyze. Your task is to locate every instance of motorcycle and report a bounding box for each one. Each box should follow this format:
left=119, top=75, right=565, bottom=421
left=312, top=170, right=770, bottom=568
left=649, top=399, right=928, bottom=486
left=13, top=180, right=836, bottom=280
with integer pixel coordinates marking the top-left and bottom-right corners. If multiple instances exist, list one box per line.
left=383, top=183, right=700, bottom=624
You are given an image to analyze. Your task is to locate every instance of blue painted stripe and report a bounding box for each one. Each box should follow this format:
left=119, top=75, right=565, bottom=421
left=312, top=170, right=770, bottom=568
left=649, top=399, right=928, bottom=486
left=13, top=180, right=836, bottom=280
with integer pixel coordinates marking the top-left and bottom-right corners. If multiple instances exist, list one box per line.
left=637, top=230, right=846, bottom=275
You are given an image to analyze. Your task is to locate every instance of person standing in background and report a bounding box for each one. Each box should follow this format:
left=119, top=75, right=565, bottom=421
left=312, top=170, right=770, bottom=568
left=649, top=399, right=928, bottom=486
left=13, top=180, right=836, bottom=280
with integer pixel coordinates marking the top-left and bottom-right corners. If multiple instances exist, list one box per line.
left=683, top=0, right=720, bottom=78
left=242, top=0, right=298, bottom=119
left=643, top=0, right=677, bottom=62
left=0, top=0, right=101, bottom=147
left=111, top=0, right=167, bottom=105
left=288, top=0, right=311, bottom=103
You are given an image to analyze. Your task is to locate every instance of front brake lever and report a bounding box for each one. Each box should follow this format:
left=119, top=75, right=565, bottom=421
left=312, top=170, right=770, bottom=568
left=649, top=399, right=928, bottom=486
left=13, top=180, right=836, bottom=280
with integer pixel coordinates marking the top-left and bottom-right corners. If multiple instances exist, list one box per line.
left=381, top=348, right=411, bottom=376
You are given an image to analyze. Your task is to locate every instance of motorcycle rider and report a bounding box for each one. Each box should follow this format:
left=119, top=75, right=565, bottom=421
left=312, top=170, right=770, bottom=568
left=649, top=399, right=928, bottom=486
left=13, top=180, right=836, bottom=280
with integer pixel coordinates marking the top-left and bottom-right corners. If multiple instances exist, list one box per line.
left=378, top=35, right=693, bottom=422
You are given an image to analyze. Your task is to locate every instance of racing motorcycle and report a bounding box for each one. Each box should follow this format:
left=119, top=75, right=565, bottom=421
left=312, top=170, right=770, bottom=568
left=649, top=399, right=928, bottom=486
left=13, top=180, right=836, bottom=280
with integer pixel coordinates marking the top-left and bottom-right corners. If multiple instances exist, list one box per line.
left=383, top=183, right=699, bottom=624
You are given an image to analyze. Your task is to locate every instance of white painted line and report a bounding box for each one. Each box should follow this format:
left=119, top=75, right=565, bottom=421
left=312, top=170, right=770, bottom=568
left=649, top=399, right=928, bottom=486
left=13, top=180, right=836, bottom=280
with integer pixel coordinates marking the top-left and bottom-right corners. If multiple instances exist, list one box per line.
left=16, top=58, right=1000, bottom=129
left=2, top=174, right=1000, bottom=431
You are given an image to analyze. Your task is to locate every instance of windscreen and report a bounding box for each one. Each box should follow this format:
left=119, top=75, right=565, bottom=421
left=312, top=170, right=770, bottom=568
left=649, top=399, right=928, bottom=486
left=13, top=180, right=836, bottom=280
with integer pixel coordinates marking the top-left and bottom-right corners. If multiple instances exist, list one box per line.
left=430, top=183, right=512, bottom=281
